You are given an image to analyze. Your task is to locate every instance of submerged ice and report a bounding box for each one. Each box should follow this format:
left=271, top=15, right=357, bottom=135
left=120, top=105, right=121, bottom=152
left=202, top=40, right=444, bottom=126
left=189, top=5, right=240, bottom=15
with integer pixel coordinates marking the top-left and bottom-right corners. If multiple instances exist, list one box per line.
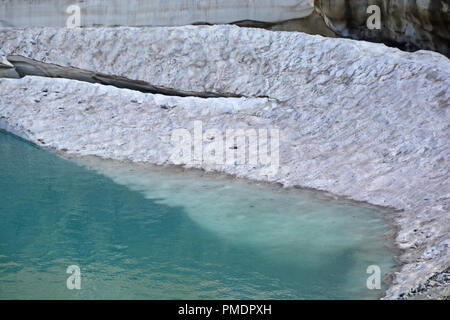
left=0, top=131, right=397, bottom=299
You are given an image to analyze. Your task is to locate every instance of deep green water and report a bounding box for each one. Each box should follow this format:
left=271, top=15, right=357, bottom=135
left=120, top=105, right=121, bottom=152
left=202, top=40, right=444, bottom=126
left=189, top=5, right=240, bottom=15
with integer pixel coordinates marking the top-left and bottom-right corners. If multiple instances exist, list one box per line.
left=0, top=131, right=397, bottom=299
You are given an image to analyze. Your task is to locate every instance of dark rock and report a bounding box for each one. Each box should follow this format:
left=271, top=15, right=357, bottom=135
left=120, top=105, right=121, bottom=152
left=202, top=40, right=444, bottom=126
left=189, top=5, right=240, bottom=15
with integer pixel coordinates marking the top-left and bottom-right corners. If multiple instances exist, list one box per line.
left=314, top=0, right=450, bottom=57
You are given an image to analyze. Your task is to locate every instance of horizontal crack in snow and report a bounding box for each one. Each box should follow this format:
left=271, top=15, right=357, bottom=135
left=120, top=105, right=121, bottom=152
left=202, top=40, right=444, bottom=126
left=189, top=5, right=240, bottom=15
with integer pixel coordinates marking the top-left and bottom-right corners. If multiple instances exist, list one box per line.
left=4, top=55, right=243, bottom=99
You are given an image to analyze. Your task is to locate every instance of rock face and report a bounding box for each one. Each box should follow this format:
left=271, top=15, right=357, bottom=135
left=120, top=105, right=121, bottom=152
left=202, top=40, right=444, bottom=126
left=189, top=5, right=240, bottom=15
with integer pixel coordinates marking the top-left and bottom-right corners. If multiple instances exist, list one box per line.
left=0, top=0, right=314, bottom=27
left=314, top=0, right=450, bottom=56
left=0, top=53, right=19, bottom=78
left=0, top=25, right=449, bottom=299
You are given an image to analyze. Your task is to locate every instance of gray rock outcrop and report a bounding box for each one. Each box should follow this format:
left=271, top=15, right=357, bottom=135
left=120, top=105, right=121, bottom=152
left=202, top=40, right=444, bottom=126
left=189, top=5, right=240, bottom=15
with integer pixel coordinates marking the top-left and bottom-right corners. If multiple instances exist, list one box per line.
left=314, top=0, right=450, bottom=56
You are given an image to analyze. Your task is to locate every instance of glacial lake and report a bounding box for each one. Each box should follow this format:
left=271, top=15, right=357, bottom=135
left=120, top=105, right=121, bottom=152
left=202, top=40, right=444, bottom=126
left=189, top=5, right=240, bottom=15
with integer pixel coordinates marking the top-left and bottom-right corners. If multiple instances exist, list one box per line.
left=0, top=131, right=397, bottom=299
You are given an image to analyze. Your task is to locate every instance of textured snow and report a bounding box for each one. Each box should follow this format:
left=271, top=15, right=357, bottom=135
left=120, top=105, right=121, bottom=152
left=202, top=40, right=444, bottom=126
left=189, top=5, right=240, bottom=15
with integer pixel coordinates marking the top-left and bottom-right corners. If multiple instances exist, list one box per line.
left=1, top=26, right=449, bottom=104
left=0, top=25, right=449, bottom=298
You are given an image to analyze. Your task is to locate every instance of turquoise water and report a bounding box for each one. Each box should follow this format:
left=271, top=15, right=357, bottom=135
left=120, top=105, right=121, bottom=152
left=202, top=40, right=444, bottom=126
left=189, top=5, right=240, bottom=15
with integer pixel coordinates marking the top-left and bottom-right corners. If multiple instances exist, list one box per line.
left=0, top=131, right=397, bottom=299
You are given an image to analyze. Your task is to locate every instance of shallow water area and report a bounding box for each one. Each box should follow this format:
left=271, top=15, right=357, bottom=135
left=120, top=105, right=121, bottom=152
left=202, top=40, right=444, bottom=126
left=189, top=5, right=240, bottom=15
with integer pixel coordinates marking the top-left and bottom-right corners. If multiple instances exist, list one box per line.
left=0, top=131, right=398, bottom=299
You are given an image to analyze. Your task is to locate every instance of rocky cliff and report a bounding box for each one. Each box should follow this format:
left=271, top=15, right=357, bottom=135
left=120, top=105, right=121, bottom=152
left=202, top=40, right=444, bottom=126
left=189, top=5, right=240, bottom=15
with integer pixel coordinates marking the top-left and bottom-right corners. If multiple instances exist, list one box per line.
left=314, top=0, right=450, bottom=56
